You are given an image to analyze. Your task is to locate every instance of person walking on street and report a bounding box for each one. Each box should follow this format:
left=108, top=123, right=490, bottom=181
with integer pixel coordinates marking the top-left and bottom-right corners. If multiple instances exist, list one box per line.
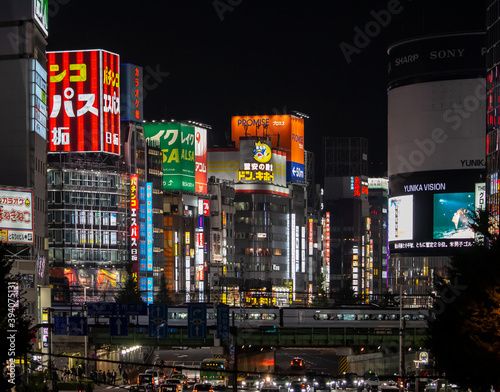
left=122, top=370, right=128, bottom=385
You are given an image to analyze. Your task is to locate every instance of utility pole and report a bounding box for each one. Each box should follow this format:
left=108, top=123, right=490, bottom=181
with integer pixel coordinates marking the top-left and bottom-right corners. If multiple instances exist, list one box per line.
left=231, top=311, right=238, bottom=392
left=399, top=284, right=405, bottom=381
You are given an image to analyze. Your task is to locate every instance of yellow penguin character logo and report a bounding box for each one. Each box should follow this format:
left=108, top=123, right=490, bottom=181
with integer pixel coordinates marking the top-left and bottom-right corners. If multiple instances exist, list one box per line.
left=253, top=141, right=272, bottom=163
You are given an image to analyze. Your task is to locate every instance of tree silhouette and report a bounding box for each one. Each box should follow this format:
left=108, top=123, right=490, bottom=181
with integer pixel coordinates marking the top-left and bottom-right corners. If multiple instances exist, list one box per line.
left=426, top=212, right=500, bottom=389
left=154, top=274, right=172, bottom=304
left=115, top=263, right=143, bottom=304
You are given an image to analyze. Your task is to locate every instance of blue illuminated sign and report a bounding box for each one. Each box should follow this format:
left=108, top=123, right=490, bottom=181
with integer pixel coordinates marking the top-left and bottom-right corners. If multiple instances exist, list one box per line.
left=146, top=183, right=153, bottom=272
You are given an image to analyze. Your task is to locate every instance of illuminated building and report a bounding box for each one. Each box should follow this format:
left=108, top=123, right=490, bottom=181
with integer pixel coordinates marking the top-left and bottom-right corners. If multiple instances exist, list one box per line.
left=487, top=1, right=500, bottom=235
left=121, top=64, right=164, bottom=303
left=387, top=33, right=486, bottom=306
left=0, top=1, right=50, bottom=358
left=208, top=127, right=312, bottom=306
left=323, top=137, right=371, bottom=301
left=144, top=121, right=210, bottom=303
left=368, top=178, right=389, bottom=297
left=47, top=50, right=129, bottom=304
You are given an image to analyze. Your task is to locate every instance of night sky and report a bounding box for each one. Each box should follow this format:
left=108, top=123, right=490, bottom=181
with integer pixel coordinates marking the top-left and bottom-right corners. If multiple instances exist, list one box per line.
left=46, top=0, right=485, bottom=180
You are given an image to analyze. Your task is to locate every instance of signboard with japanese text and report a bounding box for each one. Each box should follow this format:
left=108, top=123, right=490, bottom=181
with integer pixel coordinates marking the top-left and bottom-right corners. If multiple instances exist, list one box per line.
left=131, top=175, right=139, bottom=271
left=146, top=183, right=153, bottom=271
left=47, top=50, right=120, bottom=155
left=389, top=169, right=484, bottom=254
left=120, top=63, right=143, bottom=122
left=144, top=122, right=197, bottom=192
left=0, top=188, right=34, bottom=244
left=237, top=139, right=287, bottom=187
left=231, top=115, right=305, bottom=182
left=195, top=127, right=208, bottom=194
left=198, top=199, right=209, bottom=216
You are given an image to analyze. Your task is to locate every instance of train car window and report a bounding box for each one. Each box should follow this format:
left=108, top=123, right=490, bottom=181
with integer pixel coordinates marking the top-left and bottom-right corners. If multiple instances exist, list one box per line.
left=343, top=314, right=356, bottom=321
left=170, top=312, right=188, bottom=320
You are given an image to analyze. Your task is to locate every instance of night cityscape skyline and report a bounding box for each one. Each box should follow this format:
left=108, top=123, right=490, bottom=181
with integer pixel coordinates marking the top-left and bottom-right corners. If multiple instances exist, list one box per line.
left=2, top=1, right=499, bottom=389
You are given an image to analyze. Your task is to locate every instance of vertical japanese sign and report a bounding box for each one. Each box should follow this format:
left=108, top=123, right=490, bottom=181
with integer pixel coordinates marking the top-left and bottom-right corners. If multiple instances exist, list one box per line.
left=324, top=212, right=330, bottom=265
left=130, top=175, right=139, bottom=272
left=139, top=184, right=146, bottom=272
left=147, top=277, right=153, bottom=304
left=47, top=50, right=120, bottom=155
left=120, top=64, right=143, bottom=122
left=146, top=183, right=153, bottom=271
left=195, top=127, right=207, bottom=194
left=181, top=126, right=196, bottom=192
left=308, top=218, right=313, bottom=255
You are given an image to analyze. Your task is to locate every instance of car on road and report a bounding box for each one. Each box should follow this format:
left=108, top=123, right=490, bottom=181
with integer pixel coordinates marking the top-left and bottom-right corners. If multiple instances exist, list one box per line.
left=146, top=369, right=166, bottom=385
left=291, top=357, right=305, bottom=370
left=172, top=373, right=189, bottom=387
left=289, top=381, right=312, bottom=392
left=242, top=375, right=263, bottom=390
left=162, top=384, right=183, bottom=392
left=186, top=378, right=198, bottom=390
left=166, top=379, right=185, bottom=392
left=377, top=382, right=400, bottom=392
left=358, top=371, right=380, bottom=392
left=337, top=373, right=361, bottom=390
left=127, top=386, right=148, bottom=392
left=193, top=383, right=214, bottom=392
left=138, top=373, right=156, bottom=387
left=274, top=376, right=291, bottom=391
left=261, top=387, right=280, bottom=392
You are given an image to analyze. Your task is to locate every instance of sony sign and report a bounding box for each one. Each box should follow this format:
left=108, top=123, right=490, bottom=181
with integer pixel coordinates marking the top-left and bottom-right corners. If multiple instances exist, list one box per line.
left=33, top=0, right=48, bottom=37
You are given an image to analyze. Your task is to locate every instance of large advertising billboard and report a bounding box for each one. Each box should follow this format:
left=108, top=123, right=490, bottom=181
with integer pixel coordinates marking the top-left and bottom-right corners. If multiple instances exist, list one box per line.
left=50, top=267, right=121, bottom=303
left=144, top=122, right=208, bottom=193
left=0, top=187, right=34, bottom=244
left=388, top=79, right=486, bottom=176
left=207, top=138, right=288, bottom=195
left=388, top=170, right=484, bottom=254
left=47, top=50, right=120, bottom=155
left=231, top=115, right=305, bottom=182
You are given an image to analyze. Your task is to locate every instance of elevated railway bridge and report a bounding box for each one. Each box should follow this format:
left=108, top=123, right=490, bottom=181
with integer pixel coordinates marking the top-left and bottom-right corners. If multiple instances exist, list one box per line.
left=51, top=304, right=429, bottom=351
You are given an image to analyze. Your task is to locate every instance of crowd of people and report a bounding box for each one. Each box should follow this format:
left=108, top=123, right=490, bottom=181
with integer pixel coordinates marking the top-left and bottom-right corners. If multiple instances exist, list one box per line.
left=88, top=368, right=119, bottom=385
left=60, top=364, right=126, bottom=385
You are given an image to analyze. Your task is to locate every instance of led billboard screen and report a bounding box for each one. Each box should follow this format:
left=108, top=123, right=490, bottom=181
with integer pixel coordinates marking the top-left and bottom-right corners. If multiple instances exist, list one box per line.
left=388, top=79, right=485, bottom=176
left=144, top=122, right=208, bottom=193
left=50, top=267, right=120, bottom=303
left=433, top=192, right=475, bottom=239
left=47, top=50, right=120, bottom=155
left=388, top=195, right=413, bottom=241
left=231, top=115, right=305, bottom=182
left=389, top=169, right=483, bottom=254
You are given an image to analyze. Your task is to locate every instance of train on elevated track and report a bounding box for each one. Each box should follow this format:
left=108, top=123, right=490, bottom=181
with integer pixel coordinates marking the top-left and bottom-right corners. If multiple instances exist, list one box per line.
left=65, top=304, right=428, bottom=329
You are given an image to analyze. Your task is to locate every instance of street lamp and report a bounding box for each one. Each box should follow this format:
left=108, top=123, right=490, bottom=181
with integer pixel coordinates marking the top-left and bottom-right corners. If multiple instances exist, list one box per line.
left=83, top=286, right=89, bottom=377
